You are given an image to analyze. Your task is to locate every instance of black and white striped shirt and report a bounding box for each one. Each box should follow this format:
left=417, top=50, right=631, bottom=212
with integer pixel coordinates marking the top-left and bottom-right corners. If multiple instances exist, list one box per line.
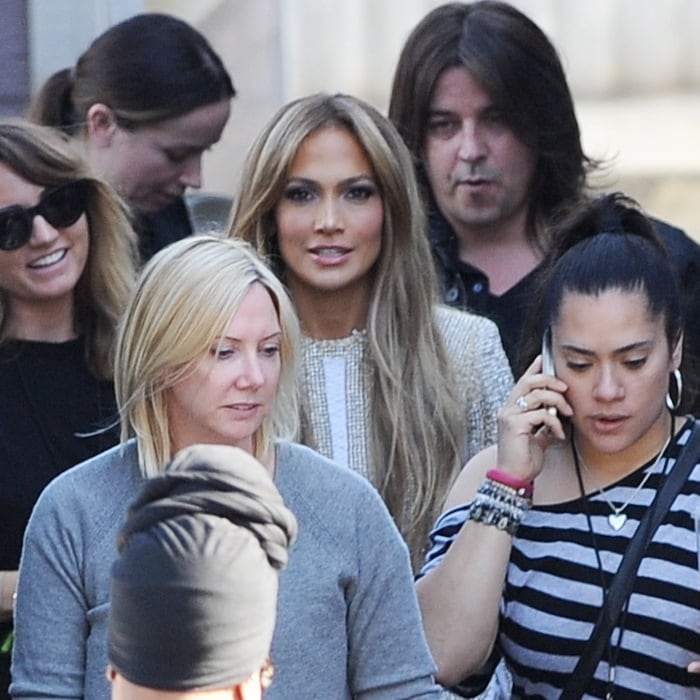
left=421, top=418, right=700, bottom=699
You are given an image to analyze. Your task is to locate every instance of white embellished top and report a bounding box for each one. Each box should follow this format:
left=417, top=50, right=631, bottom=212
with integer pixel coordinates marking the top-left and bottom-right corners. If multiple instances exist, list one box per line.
left=299, top=305, right=513, bottom=484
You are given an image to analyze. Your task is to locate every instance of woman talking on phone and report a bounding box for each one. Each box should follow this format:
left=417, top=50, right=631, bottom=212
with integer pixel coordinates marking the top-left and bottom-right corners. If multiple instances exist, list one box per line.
left=416, top=193, right=700, bottom=699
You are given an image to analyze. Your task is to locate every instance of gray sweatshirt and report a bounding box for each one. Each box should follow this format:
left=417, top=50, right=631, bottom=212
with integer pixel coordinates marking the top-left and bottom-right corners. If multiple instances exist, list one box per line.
left=12, top=440, right=443, bottom=699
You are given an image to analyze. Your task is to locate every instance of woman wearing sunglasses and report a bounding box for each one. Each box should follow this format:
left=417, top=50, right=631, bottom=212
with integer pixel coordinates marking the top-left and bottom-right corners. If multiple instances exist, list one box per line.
left=0, top=119, right=137, bottom=698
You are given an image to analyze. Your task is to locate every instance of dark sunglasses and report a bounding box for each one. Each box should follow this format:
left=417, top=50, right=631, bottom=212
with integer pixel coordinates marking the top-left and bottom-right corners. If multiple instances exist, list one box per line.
left=0, top=179, right=89, bottom=251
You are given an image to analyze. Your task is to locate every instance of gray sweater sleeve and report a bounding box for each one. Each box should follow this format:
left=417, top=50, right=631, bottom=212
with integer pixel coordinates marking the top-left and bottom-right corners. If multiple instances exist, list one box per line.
left=346, top=482, right=445, bottom=698
left=466, top=314, right=513, bottom=450
left=11, top=476, right=89, bottom=699
left=11, top=444, right=140, bottom=700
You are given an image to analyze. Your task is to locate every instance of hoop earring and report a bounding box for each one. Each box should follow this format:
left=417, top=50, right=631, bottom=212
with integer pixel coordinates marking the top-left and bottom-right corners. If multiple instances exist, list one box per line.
left=665, top=368, right=683, bottom=411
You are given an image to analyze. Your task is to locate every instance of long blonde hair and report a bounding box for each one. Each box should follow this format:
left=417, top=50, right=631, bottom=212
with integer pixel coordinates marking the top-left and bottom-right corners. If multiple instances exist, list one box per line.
left=115, top=235, right=300, bottom=477
left=0, top=119, right=137, bottom=379
left=230, top=93, right=465, bottom=561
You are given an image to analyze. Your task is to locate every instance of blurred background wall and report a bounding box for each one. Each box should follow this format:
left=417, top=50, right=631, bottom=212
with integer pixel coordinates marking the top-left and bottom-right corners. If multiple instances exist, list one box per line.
left=5, top=0, right=700, bottom=236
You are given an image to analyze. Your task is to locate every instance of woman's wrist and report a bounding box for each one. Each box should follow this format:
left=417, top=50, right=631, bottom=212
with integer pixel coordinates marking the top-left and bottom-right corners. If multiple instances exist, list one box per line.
left=486, top=468, right=534, bottom=498
left=468, top=477, right=533, bottom=535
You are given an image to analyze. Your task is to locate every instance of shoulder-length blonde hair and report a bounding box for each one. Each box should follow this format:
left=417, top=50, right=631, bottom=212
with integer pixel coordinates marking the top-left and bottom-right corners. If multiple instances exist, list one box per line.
left=0, top=119, right=137, bottom=379
left=115, top=234, right=300, bottom=477
left=229, top=93, right=464, bottom=561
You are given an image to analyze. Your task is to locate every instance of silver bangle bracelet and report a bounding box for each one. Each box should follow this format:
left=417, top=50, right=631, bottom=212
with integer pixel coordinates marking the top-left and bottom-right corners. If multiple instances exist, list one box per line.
left=468, top=479, right=533, bottom=535
left=478, top=478, right=533, bottom=509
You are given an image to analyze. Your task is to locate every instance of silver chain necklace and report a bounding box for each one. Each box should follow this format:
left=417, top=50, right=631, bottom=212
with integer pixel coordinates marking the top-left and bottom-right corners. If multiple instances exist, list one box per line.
left=573, top=435, right=672, bottom=531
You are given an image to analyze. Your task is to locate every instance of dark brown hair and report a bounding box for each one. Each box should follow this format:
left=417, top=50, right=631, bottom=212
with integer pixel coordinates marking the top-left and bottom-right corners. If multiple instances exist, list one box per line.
left=520, top=193, right=697, bottom=413
left=389, top=1, right=597, bottom=243
left=30, top=13, right=234, bottom=134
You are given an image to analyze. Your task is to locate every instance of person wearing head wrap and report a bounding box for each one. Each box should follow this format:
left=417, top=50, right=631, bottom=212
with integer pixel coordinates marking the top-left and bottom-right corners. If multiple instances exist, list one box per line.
left=106, top=443, right=297, bottom=699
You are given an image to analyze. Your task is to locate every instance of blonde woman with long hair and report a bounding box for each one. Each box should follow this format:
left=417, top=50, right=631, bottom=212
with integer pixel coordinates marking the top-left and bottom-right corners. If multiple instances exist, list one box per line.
left=230, top=92, right=512, bottom=564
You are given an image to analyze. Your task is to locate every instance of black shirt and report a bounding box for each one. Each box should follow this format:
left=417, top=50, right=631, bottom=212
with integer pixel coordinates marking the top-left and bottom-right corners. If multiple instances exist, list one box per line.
left=136, top=197, right=193, bottom=263
left=0, top=338, right=119, bottom=698
left=452, top=257, right=540, bottom=370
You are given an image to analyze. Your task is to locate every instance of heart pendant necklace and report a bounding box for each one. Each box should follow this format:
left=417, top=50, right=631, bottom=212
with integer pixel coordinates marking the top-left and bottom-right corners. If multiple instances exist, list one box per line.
left=573, top=433, right=672, bottom=531
left=607, top=513, right=627, bottom=531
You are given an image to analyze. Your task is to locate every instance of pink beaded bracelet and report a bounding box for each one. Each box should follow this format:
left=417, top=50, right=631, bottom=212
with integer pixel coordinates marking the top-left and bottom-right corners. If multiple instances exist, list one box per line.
left=486, top=468, right=534, bottom=498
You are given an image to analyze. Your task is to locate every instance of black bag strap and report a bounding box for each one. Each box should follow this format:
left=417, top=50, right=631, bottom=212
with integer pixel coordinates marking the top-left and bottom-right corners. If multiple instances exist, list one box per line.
left=560, top=420, right=700, bottom=700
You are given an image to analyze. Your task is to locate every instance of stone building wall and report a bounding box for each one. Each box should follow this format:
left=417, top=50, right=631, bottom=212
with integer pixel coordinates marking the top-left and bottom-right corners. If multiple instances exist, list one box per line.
left=21, top=0, right=700, bottom=235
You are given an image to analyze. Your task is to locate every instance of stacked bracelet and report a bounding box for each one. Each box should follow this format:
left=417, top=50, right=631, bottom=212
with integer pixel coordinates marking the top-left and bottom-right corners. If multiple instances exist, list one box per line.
left=468, top=476, right=533, bottom=535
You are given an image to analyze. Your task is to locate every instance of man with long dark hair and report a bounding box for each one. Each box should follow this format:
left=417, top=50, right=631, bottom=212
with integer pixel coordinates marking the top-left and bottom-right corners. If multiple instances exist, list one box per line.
left=389, top=1, right=700, bottom=388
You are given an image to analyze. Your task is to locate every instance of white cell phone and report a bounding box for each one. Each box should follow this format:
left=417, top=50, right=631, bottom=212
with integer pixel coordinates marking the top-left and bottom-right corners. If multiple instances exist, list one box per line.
left=541, top=328, right=557, bottom=416
left=541, top=327, right=555, bottom=377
